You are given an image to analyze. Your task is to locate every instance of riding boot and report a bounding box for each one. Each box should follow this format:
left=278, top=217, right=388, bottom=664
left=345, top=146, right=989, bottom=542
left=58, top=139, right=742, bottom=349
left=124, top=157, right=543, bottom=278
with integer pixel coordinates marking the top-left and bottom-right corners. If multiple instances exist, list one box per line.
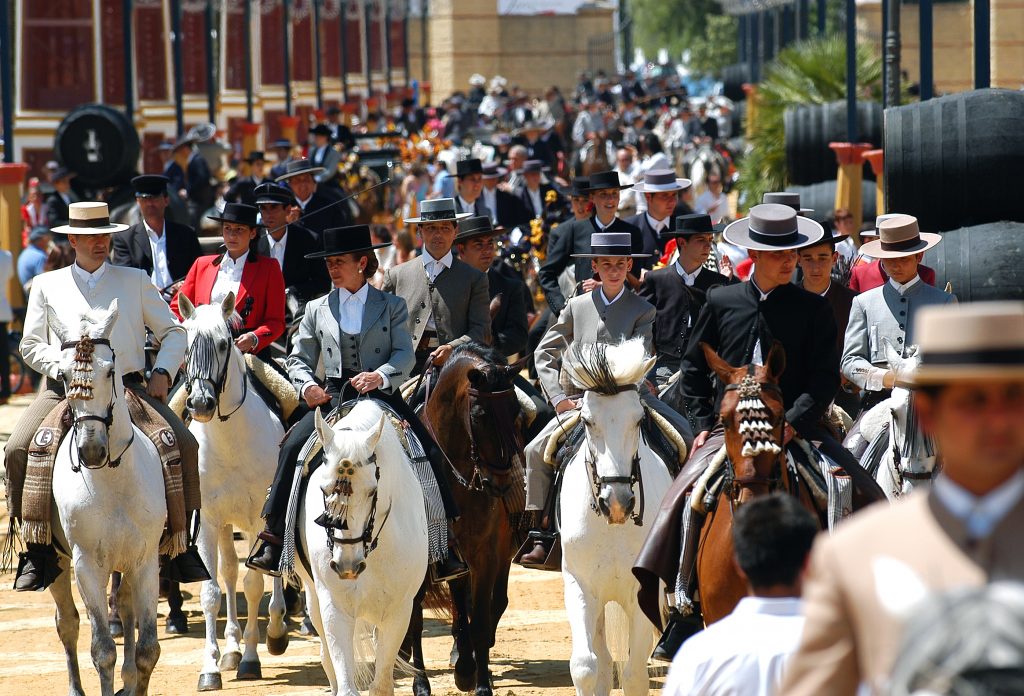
left=245, top=531, right=284, bottom=577
left=14, top=542, right=61, bottom=591
left=651, top=609, right=704, bottom=662
left=670, top=494, right=705, bottom=619
left=517, top=482, right=562, bottom=571
left=431, top=523, right=470, bottom=583
left=160, top=545, right=212, bottom=584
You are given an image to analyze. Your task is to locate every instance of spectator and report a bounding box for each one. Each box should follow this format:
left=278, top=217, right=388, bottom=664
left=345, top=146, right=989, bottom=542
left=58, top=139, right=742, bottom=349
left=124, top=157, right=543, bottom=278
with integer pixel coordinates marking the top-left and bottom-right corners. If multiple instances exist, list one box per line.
left=0, top=248, right=11, bottom=403
left=393, top=227, right=417, bottom=265
left=17, top=226, right=52, bottom=293
left=694, top=174, right=730, bottom=223
left=614, top=147, right=642, bottom=216
left=20, top=178, right=47, bottom=242
left=664, top=493, right=817, bottom=696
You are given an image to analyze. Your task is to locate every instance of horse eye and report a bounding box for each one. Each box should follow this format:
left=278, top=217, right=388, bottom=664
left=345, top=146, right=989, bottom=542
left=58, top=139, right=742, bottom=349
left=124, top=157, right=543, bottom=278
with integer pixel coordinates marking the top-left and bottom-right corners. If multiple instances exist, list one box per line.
left=217, top=339, right=229, bottom=350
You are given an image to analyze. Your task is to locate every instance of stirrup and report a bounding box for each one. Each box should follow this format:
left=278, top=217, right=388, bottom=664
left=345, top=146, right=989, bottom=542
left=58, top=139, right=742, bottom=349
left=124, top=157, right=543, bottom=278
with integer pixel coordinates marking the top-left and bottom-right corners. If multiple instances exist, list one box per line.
left=514, top=530, right=561, bottom=571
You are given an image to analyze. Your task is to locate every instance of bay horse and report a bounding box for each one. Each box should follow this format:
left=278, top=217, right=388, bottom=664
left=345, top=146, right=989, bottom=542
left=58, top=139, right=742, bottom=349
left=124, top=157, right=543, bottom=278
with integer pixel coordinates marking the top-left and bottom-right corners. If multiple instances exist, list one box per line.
left=559, top=339, right=674, bottom=696
left=46, top=301, right=167, bottom=696
left=411, top=342, right=527, bottom=696
left=575, top=132, right=614, bottom=177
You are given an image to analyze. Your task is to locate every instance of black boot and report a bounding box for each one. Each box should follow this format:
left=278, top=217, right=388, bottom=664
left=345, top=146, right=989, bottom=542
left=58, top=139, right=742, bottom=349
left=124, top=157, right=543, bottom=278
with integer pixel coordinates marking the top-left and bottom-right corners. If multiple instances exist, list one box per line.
left=245, top=531, right=283, bottom=577
left=14, top=543, right=61, bottom=592
left=431, top=537, right=470, bottom=583
left=160, top=545, right=212, bottom=584
left=651, top=610, right=704, bottom=662
left=516, top=530, right=561, bottom=571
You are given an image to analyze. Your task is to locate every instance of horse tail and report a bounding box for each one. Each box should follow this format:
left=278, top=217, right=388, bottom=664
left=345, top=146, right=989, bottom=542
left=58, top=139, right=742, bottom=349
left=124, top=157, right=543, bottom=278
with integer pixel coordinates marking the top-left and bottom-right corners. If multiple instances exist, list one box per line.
left=604, top=601, right=632, bottom=685
left=350, top=618, right=421, bottom=687
left=421, top=579, right=454, bottom=623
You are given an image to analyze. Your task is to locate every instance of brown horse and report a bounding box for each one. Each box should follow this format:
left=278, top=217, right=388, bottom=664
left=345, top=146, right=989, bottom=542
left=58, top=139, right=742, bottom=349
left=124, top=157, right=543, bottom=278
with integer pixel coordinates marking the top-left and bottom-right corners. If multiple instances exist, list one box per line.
left=577, top=131, right=612, bottom=177
left=406, top=343, right=527, bottom=696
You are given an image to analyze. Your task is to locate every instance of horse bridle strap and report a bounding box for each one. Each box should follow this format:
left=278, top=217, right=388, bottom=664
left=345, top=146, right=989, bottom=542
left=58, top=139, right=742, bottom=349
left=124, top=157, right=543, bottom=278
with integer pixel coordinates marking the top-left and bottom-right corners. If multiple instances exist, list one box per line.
left=183, top=333, right=249, bottom=421
left=321, top=449, right=392, bottom=560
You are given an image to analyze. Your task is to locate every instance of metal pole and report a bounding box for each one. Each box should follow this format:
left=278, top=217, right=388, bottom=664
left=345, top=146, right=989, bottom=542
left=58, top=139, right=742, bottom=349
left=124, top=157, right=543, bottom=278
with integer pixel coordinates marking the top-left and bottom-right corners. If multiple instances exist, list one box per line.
left=313, top=0, right=323, bottom=109
left=283, top=0, right=292, bottom=115
left=205, top=0, right=216, bottom=124
left=846, top=0, right=858, bottom=141
left=798, top=0, right=809, bottom=40
left=749, top=12, right=758, bottom=82
left=0, top=0, right=12, bottom=163
left=365, top=0, right=373, bottom=102
left=171, top=0, right=185, bottom=135
left=757, top=10, right=766, bottom=79
left=817, top=0, right=826, bottom=35
left=123, top=0, right=134, bottom=121
left=421, top=0, right=429, bottom=94
left=974, top=0, right=990, bottom=88
left=884, top=0, right=901, bottom=107
left=620, top=0, right=632, bottom=70
left=782, top=6, right=794, bottom=49
left=738, top=14, right=746, bottom=63
left=881, top=0, right=888, bottom=108
left=384, top=1, right=392, bottom=93
left=919, top=0, right=933, bottom=100
left=403, top=10, right=409, bottom=86
left=244, top=0, right=253, bottom=122
left=340, top=4, right=349, bottom=101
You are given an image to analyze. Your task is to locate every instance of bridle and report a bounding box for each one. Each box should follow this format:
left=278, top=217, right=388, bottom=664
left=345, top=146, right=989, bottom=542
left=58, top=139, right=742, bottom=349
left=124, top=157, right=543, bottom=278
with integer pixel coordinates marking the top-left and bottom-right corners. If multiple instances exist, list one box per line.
left=454, top=384, right=523, bottom=495
left=722, top=364, right=785, bottom=501
left=61, top=336, right=135, bottom=471
left=580, top=383, right=646, bottom=526
left=316, top=434, right=391, bottom=562
left=182, top=329, right=248, bottom=422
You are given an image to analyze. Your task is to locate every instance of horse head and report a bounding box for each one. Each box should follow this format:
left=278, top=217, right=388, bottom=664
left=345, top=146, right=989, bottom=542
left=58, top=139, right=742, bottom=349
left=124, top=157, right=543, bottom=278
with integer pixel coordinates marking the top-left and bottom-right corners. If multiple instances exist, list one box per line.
left=179, top=291, right=242, bottom=422
left=314, top=406, right=393, bottom=580
left=703, top=341, right=787, bottom=506
left=883, top=340, right=935, bottom=493
left=47, top=300, right=121, bottom=469
left=565, top=339, right=656, bottom=525
left=464, top=357, right=523, bottom=497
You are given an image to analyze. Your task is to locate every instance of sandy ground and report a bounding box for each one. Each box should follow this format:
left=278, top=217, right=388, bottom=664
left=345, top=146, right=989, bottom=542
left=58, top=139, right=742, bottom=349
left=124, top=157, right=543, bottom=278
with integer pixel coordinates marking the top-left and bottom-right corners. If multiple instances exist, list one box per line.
left=0, top=395, right=667, bottom=695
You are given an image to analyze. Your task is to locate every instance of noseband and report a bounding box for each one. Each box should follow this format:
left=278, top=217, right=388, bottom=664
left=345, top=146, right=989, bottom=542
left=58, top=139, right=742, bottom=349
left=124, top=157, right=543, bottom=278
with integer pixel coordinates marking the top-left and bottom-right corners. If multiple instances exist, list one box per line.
left=61, top=336, right=134, bottom=471
left=183, top=330, right=248, bottom=421
left=455, top=385, right=523, bottom=494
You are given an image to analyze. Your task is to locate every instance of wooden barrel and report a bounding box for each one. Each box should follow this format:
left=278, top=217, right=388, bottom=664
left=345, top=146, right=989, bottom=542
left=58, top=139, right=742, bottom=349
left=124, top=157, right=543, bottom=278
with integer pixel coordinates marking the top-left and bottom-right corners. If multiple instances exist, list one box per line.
left=928, top=222, right=1024, bottom=301
left=784, top=101, right=882, bottom=186
left=720, top=64, right=748, bottom=103
left=53, top=104, right=140, bottom=189
left=884, top=89, right=1024, bottom=232
left=786, top=179, right=876, bottom=225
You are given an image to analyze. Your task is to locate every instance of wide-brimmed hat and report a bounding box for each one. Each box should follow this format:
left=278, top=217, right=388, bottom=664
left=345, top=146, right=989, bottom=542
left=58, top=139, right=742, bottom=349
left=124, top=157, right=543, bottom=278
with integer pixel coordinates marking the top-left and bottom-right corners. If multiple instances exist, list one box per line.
left=469, top=73, right=487, bottom=87
left=765, top=192, right=813, bottom=216
left=131, top=174, right=170, bottom=198
left=51, top=202, right=129, bottom=235
left=572, top=232, right=650, bottom=259
left=455, top=158, right=484, bottom=178
left=861, top=212, right=905, bottom=239
left=517, top=159, right=549, bottom=174
left=403, top=198, right=472, bottom=225
left=512, top=120, right=553, bottom=137
left=253, top=183, right=295, bottom=206
left=904, top=302, right=1024, bottom=386
left=274, top=158, right=325, bottom=182
left=663, top=213, right=724, bottom=240
left=270, top=139, right=293, bottom=150
left=207, top=203, right=260, bottom=228
left=305, top=224, right=391, bottom=259
left=51, top=167, right=76, bottom=182
left=860, top=215, right=941, bottom=259
left=565, top=176, right=591, bottom=197
left=171, top=134, right=196, bottom=151
left=632, top=169, right=691, bottom=194
left=723, top=204, right=825, bottom=251
left=309, top=124, right=332, bottom=138
left=481, top=162, right=508, bottom=179
left=245, top=150, right=266, bottom=163
left=582, top=170, right=632, bottom=192
left=455, top=216, right=505, bottom=242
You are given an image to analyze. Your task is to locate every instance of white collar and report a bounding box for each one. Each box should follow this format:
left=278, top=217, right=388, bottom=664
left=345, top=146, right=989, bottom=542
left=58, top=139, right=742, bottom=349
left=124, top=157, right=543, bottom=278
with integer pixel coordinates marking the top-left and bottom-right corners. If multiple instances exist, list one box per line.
left=143, top=218, right=165, bottom=241
left=221, top=250, right=249, bottom=269
left=600, top=285, right=626, bottom=305
left=933, top=470, right=1024, bottom=538
left=296, top=193, right=313, bottom=208
left=646, top=212, right=669, bottom=231
left=594, top=215, right=617, bottom=231
left=421, top=249, right=453, bottom=270
left=674, top=261, right=701, bottom=285
left=338, top=282, right=369, bottom=305
left=889, top=274, right=922, bottom=295
left=266, top=229, right=288, bottom=246
left=458, top=195, right=476, bottom=211
left=72, top=262, right=107, bottom=285
left=750, top=277, right=776, bottom=301
left=731, top=596, right=804, bottom=617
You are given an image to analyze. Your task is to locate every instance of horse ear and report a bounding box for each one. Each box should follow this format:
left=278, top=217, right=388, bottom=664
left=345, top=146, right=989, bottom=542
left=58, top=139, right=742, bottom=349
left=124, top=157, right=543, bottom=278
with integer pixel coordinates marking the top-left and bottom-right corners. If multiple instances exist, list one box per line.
left=764, top=341, right=786, bottom=383
left=46, top=306, right=70, bottom=345
left=220, top=291, right=237, bottom=321
left=366, top=413, right=388, bottom=452
left=640, top=355, right=657, bottom=384
left=97, top=299, right=119, bottom=340
left=178, top=292, right=196, bottom=321
left=700, top=342, right=735, bottom=383
left=314, top=407, right=335, bottom=451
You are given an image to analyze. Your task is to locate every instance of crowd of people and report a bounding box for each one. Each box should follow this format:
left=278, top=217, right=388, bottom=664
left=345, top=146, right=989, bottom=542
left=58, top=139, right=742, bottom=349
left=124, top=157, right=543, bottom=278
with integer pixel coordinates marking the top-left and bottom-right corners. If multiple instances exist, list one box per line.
left=4, top=68, right=1024, bottom=696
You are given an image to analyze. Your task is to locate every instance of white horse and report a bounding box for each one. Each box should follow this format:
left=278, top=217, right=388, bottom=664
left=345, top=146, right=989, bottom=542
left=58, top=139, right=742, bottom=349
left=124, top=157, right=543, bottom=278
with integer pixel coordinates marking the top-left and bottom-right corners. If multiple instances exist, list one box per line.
left=295, top=402, right=428, bottom=696
left=45, top=301, right=166, bottom=695
left=559, top=339, right=674, bottom=696
left=850, top=340, right=937, bottom=500
left=177, top=292, right=288, bottom=691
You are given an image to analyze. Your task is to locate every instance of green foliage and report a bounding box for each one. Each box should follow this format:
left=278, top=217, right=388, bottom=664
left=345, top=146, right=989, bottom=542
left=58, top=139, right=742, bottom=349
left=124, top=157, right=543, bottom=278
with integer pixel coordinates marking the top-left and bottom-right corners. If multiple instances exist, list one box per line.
left=737, top=35, right=883, bottom=211
left=688, top=15, right=739, bottom=76
left=632, top=0, right=721, bottom=58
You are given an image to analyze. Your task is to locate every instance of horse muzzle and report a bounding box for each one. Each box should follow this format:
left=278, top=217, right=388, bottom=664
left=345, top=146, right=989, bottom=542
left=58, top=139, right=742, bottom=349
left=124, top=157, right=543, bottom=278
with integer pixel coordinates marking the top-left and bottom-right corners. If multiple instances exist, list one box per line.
left=598, top=484, right=635, bottom=525
left=330, top=558, right=366, bottom=580
left=76, top=426, right=109, bottom=468
left=186, top=394, right=217, bottom=422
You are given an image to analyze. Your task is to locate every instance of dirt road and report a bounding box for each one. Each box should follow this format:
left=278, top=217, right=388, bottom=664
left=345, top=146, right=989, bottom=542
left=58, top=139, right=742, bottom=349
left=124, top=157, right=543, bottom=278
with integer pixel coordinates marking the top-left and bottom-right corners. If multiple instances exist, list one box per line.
left=0, top=396, right=667, bottom=695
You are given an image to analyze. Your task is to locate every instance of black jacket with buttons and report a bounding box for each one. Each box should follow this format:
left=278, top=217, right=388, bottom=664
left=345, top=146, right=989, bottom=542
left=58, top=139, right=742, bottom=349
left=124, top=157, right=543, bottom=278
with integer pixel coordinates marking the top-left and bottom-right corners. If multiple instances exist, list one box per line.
left=639, top=264, right=730, bottom=359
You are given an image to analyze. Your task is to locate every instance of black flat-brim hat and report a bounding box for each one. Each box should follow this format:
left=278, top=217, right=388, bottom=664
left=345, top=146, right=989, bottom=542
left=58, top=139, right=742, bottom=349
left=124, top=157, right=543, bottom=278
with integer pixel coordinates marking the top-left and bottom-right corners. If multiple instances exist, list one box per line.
left=52, top=167, right=76, bottom=182
left=481, top=162, right=508, bottom=179
left=132, top=174, right=170, bottom=198
left=582, top=170, right=632, bottom=192
left=275, top=158, right=325, bottom=182
left=517, top=159, right=550, bottom=174
left=565, top=176, right=590, bottom=197
left=305, top=225, right=391, bottom=259
left=764, top=192, right=813, bottom=216
left=172, top=134, right=196, bottom=151
left=455, top=158, right=484, bottom=177
left=207, top=203, right=260, bottom=228
left=572, top=232, right=651, bottom=258
left=245, top=151, right=266, bottom=163
left=723, top=204, right=825, bottom=251
left=455, top=216, right=505, bottom=242
left=662, top=213, right=724, bottom=240
left=309, top=124, right=332, bottom=137
left=253, top=183, right=295, bottom=206
left=403, top=197, right=472, bottom=224
left=270, top=139, right=293, bottom=150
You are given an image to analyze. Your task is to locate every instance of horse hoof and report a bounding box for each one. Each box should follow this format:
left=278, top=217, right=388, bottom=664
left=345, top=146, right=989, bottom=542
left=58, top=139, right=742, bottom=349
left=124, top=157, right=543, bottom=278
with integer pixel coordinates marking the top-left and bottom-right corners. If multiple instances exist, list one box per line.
left=413, top=675, right=432, bottom=696
left=474, top=686, right=493, bottom=696
left=197, top=673, right=223, bottom=691
left=454, top=653, right=477, bottom=693
left=165, top=613, right=189, bottom=634
left=266, top=631, right=289, bottom=656
left=299, top=616, right=318, bottom=637
left=219, top=651, right=242, bottom=671
left=109, top=619, right=123, bottom=638
left=236, top=660, right=262, bottom=680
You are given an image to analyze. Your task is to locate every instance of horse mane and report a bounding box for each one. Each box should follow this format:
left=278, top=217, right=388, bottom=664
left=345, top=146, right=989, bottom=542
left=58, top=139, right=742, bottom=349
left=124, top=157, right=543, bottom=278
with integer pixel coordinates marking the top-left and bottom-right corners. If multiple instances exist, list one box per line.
left=564, top=338, right=649, bottom=395
left=183, top=307, right=245, bottom=382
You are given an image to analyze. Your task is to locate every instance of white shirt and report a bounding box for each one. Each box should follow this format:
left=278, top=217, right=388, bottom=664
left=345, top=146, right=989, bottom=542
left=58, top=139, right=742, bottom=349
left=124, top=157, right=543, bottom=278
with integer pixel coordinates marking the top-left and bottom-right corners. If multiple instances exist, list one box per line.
left=600, top=285, right=625, bottom=305
left=72, top=261, right=108, bottom=292
left=932, top=470, right=1024, bottom=539
left=421, top=250, right=453, bottom=331
left=695, top=190, right=730, bottom=223
left=675, top=261, right=701, bottom=287
left=593, top=215, right=616, bottom=232
left=457, top=195, right=477, bottom=216
left=889, top=274, right=921, bottom=295
left=749, top=278, right=776, bottom=366
left=646, top=212, right=670, bottom=236
left=664, top=597, right=805, bottom=696
left=211, top=251, right=247, bottom=305
left=266, top=230, right=288, bottom=271
left=526, top=187, right=543, bottom=217
left=295, top=193, right=313, bottom=211
left=144, top=220, right=173, bottom=291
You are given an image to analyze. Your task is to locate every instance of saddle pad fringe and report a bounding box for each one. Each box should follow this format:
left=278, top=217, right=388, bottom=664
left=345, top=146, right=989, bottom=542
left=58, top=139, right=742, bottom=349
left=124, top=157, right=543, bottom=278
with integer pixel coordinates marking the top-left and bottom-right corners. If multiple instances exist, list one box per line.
left=643, top=406, right=689, bottom=465
left=514, top=386, right=538, bottom=426
left=20, top=402, right=71, bottom=546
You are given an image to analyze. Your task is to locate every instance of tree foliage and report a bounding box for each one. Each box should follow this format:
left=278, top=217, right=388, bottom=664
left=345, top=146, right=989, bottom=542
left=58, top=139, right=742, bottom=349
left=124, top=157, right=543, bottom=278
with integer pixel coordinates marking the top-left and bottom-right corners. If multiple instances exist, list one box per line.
left=687, top=14, right=739, bottom=76
left=632, top=0, right=722, bottom=59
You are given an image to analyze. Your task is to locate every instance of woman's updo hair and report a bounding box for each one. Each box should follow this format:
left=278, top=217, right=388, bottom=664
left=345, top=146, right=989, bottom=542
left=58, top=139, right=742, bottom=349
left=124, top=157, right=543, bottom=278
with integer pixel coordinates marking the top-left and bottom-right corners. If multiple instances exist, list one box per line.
left=353, top=250, right=379, bottom=279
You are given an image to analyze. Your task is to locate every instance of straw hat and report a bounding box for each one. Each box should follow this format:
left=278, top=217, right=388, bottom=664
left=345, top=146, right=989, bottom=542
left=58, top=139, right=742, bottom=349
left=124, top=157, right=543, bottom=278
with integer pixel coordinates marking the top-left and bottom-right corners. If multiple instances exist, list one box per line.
left=51, top=202, right=129, bottom=235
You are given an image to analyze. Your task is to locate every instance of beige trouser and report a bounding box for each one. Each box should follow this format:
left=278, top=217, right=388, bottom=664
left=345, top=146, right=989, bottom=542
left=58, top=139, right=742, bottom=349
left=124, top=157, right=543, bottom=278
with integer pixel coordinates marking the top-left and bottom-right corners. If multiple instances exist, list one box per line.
left=524, top=413, right=578, bottom=511
left=4, top=378, right=198, bottom=521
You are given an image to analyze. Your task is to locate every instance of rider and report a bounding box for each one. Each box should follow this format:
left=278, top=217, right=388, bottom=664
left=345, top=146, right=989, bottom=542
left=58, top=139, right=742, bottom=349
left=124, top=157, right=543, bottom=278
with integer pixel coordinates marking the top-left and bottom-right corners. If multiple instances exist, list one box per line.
left=6, top=202, right=197, bottom=591
left=842, top=215, right=955, bottom=413
left=519, top=231, right=694, bottom=567
left=625, top=169, right=692, bottom=264
left=246, top=225, right=469, bottom=582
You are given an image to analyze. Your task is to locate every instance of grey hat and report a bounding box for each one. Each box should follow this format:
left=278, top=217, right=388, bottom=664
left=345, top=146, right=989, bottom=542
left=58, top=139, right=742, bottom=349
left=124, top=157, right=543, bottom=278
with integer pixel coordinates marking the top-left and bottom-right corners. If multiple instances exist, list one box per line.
left=571, top=232, right=651, bottom=259
left=723, top=204, right=825, bottom=251
left=403, top=198, right=472, bottom=225
left=764, top=192, right=813, bottom=216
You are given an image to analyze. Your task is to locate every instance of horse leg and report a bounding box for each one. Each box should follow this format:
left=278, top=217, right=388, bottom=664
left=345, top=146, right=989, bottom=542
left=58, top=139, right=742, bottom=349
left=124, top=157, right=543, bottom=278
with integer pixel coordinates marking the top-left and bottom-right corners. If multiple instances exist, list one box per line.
left=320, top=599, right=358, bottom=696
left=489, top=561, right=511, bottom=649
left=216, top=526, right=244, bottom=672
left=266, top=576, right=290, bottom=655
left=74, top=558, right=118, bottom=696
left=450, top=577, right=476, bottom=692
left=621, top=607, right=654, bottom=696
left=369, top=612, right=410, bottom=696
left=125, top=563, right=161, bottom=696
left=563, top=573, right=603, bottom=696
left=165, top=581, right=188, bottom=634
left=118, top=576, right=138, bottom=693
left=591, top=606, right=613, bottom=696
left=236, top=566, right=266, bottom=679
left=50, top=555, right=86, bottom=696
left=470, top=568, right=497, bottom=696
left=303, top=578, right=338, bottom=694
left=197, top=522, right=224, bottom=691
left=108, top=572, right=123, bottom=638
left=403, top=586, right=430, bottom=696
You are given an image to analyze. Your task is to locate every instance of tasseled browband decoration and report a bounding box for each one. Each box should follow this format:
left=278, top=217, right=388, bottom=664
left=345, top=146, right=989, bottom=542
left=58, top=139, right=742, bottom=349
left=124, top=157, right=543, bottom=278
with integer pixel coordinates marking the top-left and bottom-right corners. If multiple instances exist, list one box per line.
left=66, top=335, right=96, bottom=401
left=735, top=375, right=782, bottom=457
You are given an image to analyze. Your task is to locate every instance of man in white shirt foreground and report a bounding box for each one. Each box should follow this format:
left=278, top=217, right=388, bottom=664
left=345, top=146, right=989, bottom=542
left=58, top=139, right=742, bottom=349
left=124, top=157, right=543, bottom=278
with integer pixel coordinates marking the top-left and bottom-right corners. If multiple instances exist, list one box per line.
left=664, top=493, right=817, bottom=696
